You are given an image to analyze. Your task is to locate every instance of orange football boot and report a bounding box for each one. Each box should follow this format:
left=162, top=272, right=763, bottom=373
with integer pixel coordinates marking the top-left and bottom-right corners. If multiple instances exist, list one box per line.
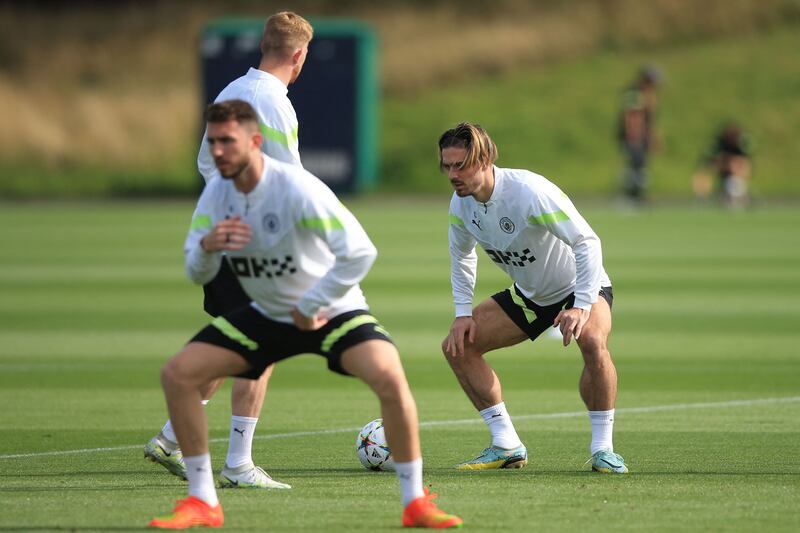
left=402, top=488, right=463, bottom=529
left=148, top=496, right=224, bottom=529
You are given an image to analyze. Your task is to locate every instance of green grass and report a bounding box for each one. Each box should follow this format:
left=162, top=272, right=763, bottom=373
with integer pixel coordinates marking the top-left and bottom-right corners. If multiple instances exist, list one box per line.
left=0, top=199, right=799, bottom=531
left=384, top=25, right=800, bottom=198
left=2, top=24, right=799, bottom=199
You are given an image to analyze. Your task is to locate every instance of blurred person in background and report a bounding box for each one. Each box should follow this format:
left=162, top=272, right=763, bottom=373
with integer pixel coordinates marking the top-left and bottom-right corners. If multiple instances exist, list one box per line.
left=617, top=65, right=662, bottom=204
left=144, top=10, right=312, bottom=491
left=439, top=122, right=628, bottom=475
left=692, top=122, right=753, bottom=209
left=149, top=99, right=463, bottom=529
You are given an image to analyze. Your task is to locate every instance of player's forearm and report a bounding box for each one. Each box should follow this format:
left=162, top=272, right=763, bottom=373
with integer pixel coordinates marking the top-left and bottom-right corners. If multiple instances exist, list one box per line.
left=184, top=241, right=223, bottom=285
left=450, top=250, right=477, bottom=317
left=296, top=248, right=376, bottom=316
left=572, top=236, right=603, bottom=310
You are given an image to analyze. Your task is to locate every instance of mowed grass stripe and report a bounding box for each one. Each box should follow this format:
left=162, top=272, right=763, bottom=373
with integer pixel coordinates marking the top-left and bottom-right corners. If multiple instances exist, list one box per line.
left=0, top=201, right=798, bottom=531
left=1, top=396, right=797, bottom=460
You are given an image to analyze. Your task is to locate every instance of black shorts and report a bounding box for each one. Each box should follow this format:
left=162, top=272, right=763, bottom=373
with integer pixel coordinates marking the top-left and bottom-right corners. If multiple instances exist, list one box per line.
left=190, top=306, right=394, bottom=379
left=202, top=257, right=251, bottom=317
left=492, top=285, right=613, bottom=342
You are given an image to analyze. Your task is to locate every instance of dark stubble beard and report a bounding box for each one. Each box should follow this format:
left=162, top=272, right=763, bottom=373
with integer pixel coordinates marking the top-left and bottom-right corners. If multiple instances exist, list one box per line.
left=220, top=157, right=252, bottom=181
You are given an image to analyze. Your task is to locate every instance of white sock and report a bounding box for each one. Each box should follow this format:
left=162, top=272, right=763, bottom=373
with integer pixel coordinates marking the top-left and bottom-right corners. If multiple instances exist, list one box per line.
left=589, top=409, right=615, bottom=455
left=480, top=402, right=523, bottom=449
left=184, top=454, right=218, bottom=507
left=161, top=400, right=209, bottom=446
left=225, top=415, right=258, bottom=468
left=394, top=457, right=424, bottom=507
left=160, top=420, right=177, bottom=445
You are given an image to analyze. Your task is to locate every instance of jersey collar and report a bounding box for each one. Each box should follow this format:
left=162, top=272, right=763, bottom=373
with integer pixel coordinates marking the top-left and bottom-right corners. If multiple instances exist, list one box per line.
left=479, top=165, right=503, bottom=208
left=246, top=68, right=288, bottom=96
left=231, top=153, right=271, bottom=203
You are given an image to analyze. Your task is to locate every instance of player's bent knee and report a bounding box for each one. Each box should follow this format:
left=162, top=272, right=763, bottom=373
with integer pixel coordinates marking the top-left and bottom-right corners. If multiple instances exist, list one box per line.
left=160, top=358, right=183, bottom=389
left=371, top=371, right=411, bottom=403
left=580, top=343, right=612, bottom=369
left=160, top=353, right=203, bottom=389
left=578, top=330, right=607, bottom=355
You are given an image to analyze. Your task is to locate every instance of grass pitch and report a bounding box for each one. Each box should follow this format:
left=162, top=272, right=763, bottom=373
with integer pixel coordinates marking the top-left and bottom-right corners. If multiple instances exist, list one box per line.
left=0, top=199, right=798, bottom=531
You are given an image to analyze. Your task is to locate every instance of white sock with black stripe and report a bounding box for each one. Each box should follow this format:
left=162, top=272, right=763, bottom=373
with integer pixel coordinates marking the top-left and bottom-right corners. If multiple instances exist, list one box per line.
left=480, top=402, right=523, bottom=449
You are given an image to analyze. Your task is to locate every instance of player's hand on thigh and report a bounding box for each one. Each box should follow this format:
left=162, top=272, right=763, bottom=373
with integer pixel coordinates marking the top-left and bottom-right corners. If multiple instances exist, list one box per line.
left=445, top=316, right=476, bottom=358
left=553, top=307, right=591, bottom=347
left=573, top=297, right=612, bottom=354
left=445, top=298, right=528, bottom=358
left=291, top=308, right=328, bottom=330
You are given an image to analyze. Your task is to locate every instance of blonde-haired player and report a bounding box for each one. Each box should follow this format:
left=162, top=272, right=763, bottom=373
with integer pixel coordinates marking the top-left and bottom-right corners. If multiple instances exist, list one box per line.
left=145, top=11, right=313, bottom=490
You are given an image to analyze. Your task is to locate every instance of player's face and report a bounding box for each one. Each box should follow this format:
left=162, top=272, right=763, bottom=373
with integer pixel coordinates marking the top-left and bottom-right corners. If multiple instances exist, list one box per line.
left=441, top=146, right=492, bottom=200
left=207, top=120, right=257, bottom=180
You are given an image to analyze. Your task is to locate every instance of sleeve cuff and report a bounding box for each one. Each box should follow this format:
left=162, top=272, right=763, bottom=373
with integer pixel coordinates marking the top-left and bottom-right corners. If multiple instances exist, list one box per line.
left=573, top=297, right=594, bottom=311
left=185, top=245, right=222, bottom=284
left=295, top=298, right=319, bottom=318
left=189, top=244, right=221, bottom=269
left=454, top=303, right=473, bottom=317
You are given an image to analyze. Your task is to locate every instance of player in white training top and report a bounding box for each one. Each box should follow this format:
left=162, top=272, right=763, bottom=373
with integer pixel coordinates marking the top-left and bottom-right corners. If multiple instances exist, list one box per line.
left=440, top=123, right=628, bottom=474
left=144, top=11, right=312, bottom=490
left=148, top=100, right=463, bottom=530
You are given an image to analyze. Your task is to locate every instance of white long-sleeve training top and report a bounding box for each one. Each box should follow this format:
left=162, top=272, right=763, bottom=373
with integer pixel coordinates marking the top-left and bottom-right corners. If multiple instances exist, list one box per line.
left=185, top=154, right=376, bottom=323
left=198, top=68, right=302, bottom=181
left=448, top=166, right=611, bottom=317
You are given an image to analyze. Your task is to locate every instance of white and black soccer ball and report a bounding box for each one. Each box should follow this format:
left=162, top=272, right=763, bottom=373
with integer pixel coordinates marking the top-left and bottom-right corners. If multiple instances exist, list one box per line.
left=355, top=418, right=395, bottom=471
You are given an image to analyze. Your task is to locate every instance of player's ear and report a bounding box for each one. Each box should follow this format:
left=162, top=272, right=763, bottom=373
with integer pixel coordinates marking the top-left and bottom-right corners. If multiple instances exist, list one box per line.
left=292, top=47, right=303, bottom=65
left=251, top=130, right=263, bottom=150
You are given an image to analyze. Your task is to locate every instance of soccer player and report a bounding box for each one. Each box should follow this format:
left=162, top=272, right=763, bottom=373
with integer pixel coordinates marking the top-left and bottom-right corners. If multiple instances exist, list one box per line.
left=148, top=100, right=463, bottom=529
left=144, top=11, right=312, bottom=490
left=440, top=122, right=628, bottom=474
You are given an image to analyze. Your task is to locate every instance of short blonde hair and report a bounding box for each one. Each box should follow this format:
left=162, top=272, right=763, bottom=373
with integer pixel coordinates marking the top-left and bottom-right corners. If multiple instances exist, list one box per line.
left=261, top=11, right=313, bottom=58
left=438, top=122, right=498, bottom=171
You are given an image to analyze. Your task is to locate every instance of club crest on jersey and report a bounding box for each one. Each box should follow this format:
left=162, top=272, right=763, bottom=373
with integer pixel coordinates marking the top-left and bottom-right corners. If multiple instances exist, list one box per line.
left=262, top=213, right=280, bottom=233
left=499, top=217, right=515, bottom=234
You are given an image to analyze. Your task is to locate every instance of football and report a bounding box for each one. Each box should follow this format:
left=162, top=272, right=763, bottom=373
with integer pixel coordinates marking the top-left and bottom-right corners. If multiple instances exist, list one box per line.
left=355, top=418, right=395, bottom=471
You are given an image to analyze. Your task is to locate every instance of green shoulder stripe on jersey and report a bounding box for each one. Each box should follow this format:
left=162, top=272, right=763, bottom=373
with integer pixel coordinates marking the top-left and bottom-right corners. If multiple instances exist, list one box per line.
left=321, top=315, right=381, bottom=352
left=528, top=210, right=570, bottom=226
left=299, top=216, right=344, bottom=232
left=190, top=215, right=212, bottom=231
left=449, top=214, right=465, bottom=226
left=211, top=317, right=258, bottom=351
left=509, top=284, right=537, bottom=324
left=259, top=123, right=297, bottom=148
